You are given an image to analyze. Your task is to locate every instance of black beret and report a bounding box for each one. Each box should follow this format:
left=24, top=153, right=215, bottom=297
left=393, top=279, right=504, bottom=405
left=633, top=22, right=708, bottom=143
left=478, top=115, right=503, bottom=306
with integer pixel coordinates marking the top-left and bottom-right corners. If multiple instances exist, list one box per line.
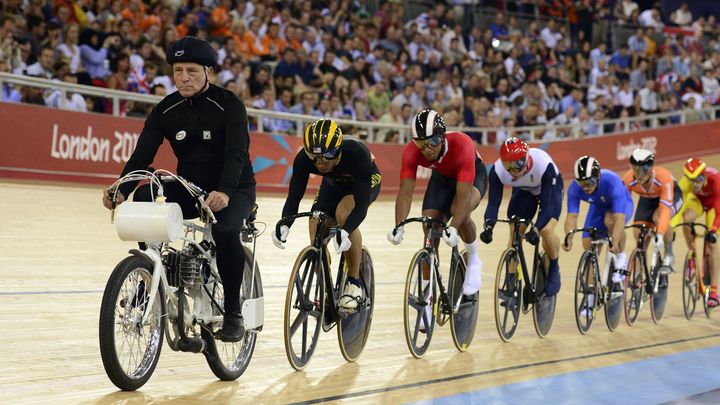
left=166, top=36, right=217, bottom=67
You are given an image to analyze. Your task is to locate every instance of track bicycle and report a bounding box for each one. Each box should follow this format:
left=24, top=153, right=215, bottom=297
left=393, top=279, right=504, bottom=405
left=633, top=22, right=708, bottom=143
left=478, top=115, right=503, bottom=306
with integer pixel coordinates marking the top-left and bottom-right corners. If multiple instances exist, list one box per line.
left=488, top=217, right=556, bottom=342
left=277, top=211, right=375, bottom=371
left=391, top=216, right=479, bottom=358
left=564, top=227, right=624, bottom=334
left=99, top=170, right=264, bottom=391
left=624, top=223, right=669, bottom=325
left=674, top=222, right=713, bottom=319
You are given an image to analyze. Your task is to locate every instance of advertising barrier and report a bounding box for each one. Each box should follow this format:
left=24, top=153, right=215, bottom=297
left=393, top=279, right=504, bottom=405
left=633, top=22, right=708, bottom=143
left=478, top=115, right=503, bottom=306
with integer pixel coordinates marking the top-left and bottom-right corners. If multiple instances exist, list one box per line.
left=2, top=102, right=720, bottom=194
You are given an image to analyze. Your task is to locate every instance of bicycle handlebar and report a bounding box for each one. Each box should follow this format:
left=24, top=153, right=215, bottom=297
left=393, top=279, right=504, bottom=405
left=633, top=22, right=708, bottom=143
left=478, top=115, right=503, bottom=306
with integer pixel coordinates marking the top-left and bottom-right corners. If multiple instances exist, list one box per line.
left=492, top=216, right=536, bottom=228
left=394, top=216, right=449, bottom=234
left=108, top=170, right=217, bottom=224
left=564, top=227, right=614, bottom=249
left=624, top=223, right=658, bottom=238
left=673, top=222, right=709, bottom=236
left=275, top=211, right=340, bottom=239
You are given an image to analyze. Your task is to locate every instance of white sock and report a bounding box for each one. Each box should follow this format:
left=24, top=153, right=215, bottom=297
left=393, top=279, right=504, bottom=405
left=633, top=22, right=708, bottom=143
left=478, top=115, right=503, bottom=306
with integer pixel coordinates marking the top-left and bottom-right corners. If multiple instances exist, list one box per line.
left=587, top=293, right=595, bottom=307
left=616, top=252, right=628, bottom=269
left=465, top=239, right=478, bottom=257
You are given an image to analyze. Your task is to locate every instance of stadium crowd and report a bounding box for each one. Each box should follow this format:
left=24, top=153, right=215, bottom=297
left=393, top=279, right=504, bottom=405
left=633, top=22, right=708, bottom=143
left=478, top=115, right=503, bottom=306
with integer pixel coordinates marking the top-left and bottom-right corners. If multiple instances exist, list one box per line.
left=1, top=0, right=719, bottom=143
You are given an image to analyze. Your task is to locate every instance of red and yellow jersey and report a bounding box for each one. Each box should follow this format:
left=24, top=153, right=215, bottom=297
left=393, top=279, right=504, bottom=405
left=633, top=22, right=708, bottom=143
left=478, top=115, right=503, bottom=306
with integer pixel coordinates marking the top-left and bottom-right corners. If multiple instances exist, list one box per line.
left=679, top=166, right=720, bottom=231
left=623, top=166, right=675, bottom=234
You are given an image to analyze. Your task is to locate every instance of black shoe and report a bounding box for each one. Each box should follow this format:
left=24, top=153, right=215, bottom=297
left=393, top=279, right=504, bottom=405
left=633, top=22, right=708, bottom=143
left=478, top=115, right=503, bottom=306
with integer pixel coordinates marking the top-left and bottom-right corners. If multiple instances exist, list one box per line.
left=219, top=308, right=245, bottom=342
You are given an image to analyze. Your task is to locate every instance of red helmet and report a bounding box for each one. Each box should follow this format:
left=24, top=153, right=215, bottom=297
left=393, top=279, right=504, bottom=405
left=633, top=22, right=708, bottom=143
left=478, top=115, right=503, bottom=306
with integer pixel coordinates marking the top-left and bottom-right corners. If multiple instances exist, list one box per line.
left=684, top=158, right=706, bottom=179
left=500, top=138, right=529, bottom=162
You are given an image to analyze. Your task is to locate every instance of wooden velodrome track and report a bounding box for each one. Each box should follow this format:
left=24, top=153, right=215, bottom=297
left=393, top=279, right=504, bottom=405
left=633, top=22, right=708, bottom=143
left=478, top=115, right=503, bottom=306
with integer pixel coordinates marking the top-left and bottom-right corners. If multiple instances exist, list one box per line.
left=2, top=156, right=720, bottom=404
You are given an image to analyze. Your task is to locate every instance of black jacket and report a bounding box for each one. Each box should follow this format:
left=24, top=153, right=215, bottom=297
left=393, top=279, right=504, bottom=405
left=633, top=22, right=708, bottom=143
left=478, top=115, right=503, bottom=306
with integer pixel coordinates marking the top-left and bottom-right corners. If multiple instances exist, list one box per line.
left=119, top=84, right=255, bottom=197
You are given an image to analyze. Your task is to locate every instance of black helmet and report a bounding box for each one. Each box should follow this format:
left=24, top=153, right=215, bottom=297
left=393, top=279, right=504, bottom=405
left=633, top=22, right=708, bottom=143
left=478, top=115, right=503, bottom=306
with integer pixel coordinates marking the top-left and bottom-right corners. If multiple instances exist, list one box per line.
left=303, top=119, right=343, bottom=160
left=166, top=36, right=217, bottom=67
left=629, top=148, right=655, bottom=166
left=411, top=109, right=446, bottom=141
left=574, top=155, right=601, bottom=181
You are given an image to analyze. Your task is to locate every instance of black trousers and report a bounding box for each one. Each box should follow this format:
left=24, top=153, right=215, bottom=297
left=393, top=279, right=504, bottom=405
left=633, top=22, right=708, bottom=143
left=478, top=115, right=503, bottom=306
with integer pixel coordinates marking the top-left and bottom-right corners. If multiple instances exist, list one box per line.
left=133, top=182, right=256, bottom=310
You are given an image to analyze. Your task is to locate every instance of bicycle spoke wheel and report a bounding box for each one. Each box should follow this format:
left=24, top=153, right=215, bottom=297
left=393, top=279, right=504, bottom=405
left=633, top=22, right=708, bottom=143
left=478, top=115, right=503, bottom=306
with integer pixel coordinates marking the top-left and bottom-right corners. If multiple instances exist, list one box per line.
left=682, top=254, right=698, bottom=319
left=494, top=248, right=521, bottom=342
left=338, top=247, right=375, bottom=362
left=99, top=255, right=165, bottom=391
left=284, top=247, right=325, bottom=370
left=702, top=255, right=712, bottom=319
left=449, top=250, right=479, bottom=352
left=650, top=253, right=668, bottom=324
left=604, top=256, right=623, bottom=332
left=624, top=250, right=645, bottom=326
left=203, top=247, right=262, bottom=380
left=403, top=249, right=436, bottom=358
left=574, top=252, right=595, bottom=335
left=532, top=252, right=556, bottom=338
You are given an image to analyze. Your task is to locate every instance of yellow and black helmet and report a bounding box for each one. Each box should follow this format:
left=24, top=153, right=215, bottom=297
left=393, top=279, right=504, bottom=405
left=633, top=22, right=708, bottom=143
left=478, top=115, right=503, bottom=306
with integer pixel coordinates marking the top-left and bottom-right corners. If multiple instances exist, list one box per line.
left=303, top=119, right=343, bottom=160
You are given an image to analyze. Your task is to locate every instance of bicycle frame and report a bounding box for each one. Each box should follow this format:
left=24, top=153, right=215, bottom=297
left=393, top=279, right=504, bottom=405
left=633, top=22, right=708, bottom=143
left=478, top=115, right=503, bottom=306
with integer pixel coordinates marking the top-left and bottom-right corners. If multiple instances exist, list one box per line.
left=626, top=223, right=660, bottom=294
left=496, top=217, right=543, bottom=303
left=566, top=227, right=618, bottom=294
left=395, top=216, right=461, bottom=317
left=278, top=211, right=350, bottom=324
left=675, top=222, right=711, bottom=297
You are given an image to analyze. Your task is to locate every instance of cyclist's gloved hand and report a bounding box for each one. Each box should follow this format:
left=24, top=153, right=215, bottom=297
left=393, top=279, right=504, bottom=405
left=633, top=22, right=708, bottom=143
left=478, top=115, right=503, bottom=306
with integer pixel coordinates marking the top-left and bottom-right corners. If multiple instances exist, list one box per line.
left=442, top=226, right=460, bottom=247
left=525, top=227, right=540, bottom=246
left=334, top=228, right=352, bottom=253
left=706, top=231, right=717, bottom=244
left=653, top=233, right=664, bottom=250
left=387, top=226, right=404, bottom=245
left=480, top=223, right=494, bottom=244
left=272, top=225, right=289, bottom=249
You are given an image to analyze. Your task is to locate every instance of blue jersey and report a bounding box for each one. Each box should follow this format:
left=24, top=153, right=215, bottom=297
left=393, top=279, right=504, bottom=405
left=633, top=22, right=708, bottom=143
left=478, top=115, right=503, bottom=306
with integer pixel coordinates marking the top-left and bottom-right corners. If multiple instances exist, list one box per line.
left=567, top=169, right=632, bottom=214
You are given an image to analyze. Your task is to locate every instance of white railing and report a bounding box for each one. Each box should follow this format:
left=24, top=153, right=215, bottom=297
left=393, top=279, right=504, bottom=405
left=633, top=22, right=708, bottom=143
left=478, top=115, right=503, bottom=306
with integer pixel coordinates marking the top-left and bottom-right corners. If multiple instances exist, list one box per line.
left=1, top=72, right=718, bottom=144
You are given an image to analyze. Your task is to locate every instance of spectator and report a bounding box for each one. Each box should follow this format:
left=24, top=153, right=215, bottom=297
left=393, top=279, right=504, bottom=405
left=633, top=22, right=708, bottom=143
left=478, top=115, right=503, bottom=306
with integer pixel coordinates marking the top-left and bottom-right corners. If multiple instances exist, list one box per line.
left=57, top=22, right=82, bottom=74
left=289, top=90, right=321, bottom=117
left=79, top=29, right=113, bottom=80
left=630, top=58, right=648, bottom=91
left=45, top=72, right=87, bottom=112
left=670, top=2, right=692, bottom=27
left=366, top=79, right=390, bottom=119
left=25, top=46, right=54, bottom=79
left=614, top=0, right=639, bottom=25
left=638, top=7, right=663, bottom=31
left=0, top=60, right=22, bottom=103
left=638, top=80, right=659, bottom=113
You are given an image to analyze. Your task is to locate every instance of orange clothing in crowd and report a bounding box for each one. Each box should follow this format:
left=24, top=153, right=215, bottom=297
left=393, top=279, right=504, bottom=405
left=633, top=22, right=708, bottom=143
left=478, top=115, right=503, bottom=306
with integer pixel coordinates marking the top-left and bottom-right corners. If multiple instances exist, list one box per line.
left=234, top=31, right=262, bottom=58
left=259, top=35, right=287, bottom=58
left=210, top=7, right=232, bottom=37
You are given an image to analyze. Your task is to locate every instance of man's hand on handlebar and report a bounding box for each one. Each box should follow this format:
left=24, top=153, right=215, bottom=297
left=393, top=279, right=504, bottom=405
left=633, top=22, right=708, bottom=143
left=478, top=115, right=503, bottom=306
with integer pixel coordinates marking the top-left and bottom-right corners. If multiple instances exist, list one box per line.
left=205, top=191, right=229, bottom=212
left=102, top=189, right=125, bottom=210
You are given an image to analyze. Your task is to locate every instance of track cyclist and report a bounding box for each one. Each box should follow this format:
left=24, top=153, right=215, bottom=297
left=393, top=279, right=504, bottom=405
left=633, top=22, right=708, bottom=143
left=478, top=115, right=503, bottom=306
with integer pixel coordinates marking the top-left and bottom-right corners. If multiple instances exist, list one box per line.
left=101, top=36, right=256, bottom=342
left=622, top=149, right=683, bottom=274
left=564, top=156, right=633, bottom=316
left=480, top=138, right=564, bottom=296
left=677, top=158, right=720, bottom=308
left=388, top=109, right=488, bottom=297
left=272, top=118, right=381, bottom=310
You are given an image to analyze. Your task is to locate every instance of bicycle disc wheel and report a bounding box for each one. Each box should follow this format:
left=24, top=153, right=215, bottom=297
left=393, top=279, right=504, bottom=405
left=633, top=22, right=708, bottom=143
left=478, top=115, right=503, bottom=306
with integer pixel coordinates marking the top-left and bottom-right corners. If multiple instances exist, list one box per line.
left=338, top=247, right=375, bottom=362
left=682, top=253, right=698, bottom=319
left=203, top=247, right=262, bottom=380
left=284, top=246, right=325, bottom=370
left=494, top=248, right=521, bottom=342
left=532, top=252, right=556, bottom=338
left=604, top=256, right=623, bottom=332
left=624, top=249, right=645, bottom=326
left=650, top=253, right=668, bottom=324
left=449, top=250, right=479, bottom=352
left=574, top=252, right=595, bottom=334
left=99, top=255, right=165, bottom=391
left=403, top=249, right=436, bottom=358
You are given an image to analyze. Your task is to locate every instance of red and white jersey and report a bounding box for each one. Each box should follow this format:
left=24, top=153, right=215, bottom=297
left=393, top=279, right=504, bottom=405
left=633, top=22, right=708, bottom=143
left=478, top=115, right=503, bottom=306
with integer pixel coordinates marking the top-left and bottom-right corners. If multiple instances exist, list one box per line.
left=400, top=131, right=480, bottom=183
left=492, top=148, right=559, bottom=196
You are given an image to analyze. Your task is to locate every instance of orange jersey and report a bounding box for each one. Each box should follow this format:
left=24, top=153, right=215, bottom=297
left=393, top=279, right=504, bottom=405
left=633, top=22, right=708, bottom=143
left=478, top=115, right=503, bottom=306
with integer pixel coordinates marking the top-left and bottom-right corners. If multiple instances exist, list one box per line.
left=623, top=166, right=676, bottom=234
